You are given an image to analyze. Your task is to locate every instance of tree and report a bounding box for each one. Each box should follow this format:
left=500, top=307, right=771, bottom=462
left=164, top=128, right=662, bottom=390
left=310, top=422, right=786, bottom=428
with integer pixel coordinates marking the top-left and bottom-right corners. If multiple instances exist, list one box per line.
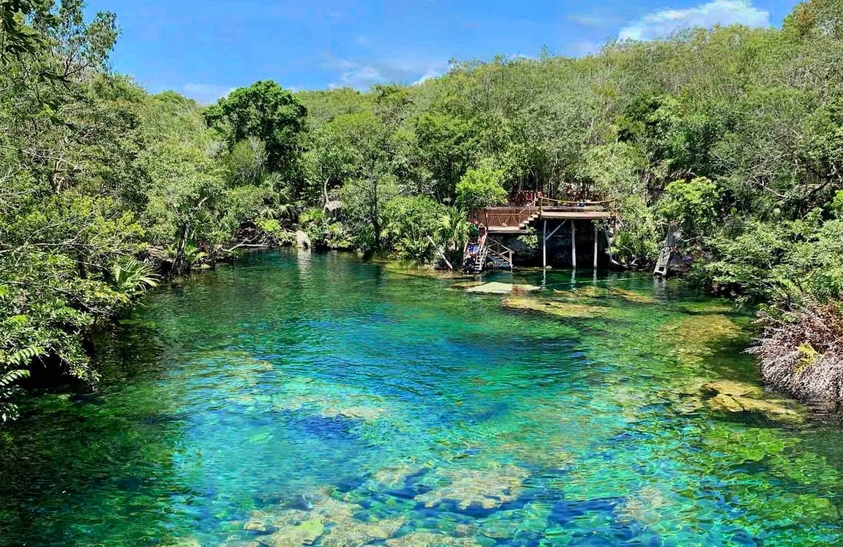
left=205, top=81, right=307, bottom=178
left=329, top=111, right=400, bottom=251
left=657, top=177, right=720, bottom=238
left=415, top=112, right=477, bottom=202
left=786, top=0, right=843, bottom=40
left=455, top=164, right=508, bottom=211
left=0, top=0, right=40, bottom=58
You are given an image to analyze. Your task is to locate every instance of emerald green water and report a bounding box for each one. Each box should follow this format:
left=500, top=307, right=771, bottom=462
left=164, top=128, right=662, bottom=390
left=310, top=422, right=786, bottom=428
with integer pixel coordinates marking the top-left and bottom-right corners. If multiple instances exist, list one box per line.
left=2, top=250, right=842, bottom=547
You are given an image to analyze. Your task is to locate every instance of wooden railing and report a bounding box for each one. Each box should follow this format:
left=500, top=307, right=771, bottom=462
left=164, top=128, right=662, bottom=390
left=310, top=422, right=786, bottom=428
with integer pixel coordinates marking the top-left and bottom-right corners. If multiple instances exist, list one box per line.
left=538, top=196, right=612, bottom=209
left=471, top=206, right=538, bottom=228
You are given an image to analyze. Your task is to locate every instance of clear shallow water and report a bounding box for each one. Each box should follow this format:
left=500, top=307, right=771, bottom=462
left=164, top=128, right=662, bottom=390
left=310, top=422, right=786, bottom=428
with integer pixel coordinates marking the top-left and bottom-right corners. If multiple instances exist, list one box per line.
left=1, top=250, right=842, bottom=547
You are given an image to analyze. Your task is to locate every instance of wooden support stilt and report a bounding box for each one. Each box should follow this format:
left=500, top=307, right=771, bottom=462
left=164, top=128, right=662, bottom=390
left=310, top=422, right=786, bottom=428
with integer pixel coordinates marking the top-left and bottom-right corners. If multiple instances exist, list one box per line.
left=542, top=221, right=565, bottom=270
left=593, top=224, right=598, bottom=269
left=542, top=220, right=547, bottom=269
left=427, top=235, right=453, bottom=270
left=572, top=221, right=577, bottom=269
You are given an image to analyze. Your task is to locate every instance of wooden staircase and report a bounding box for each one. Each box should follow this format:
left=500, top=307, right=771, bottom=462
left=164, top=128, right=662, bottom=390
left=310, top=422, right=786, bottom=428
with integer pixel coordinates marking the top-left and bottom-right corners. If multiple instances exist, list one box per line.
left=462, top=238, right=514, bottom=273
left=519, top=211, right=540, bottom=230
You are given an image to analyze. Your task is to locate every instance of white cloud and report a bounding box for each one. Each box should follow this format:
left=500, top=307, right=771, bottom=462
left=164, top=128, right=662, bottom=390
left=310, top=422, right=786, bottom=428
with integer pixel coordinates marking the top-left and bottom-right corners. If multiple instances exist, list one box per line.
left=181, top=84, right=235, bottom=104
left=326, top=57, right=449, bottom=90
left=413, top=66, right=445, bottom=85
left=618, top=0, right=769, bottom=41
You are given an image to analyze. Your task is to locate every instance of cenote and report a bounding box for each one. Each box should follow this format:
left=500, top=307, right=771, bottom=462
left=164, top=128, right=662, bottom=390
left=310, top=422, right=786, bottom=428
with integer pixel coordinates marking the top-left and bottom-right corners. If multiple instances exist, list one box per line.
left=2, top=250, right=842, bottom=547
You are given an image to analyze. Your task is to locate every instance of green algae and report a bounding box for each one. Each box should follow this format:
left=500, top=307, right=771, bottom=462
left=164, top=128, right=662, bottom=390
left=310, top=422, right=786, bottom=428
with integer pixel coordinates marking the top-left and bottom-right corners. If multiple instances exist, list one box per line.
left=1, top=252, right=842, bottom=546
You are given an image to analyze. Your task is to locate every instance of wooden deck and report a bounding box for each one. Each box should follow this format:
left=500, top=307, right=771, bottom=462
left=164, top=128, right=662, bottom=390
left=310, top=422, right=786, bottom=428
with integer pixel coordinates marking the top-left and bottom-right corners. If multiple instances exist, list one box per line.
left=539, top=210, right=613, bottom=220
left=465, top=201, right=615, bottom=271
left=476, top=205, right=613, bottom=234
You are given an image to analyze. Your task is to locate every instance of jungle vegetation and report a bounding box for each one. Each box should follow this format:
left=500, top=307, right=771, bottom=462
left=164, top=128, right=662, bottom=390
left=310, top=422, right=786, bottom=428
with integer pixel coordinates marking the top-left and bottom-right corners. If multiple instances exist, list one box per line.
left=2, top=0, right=843, bottom=417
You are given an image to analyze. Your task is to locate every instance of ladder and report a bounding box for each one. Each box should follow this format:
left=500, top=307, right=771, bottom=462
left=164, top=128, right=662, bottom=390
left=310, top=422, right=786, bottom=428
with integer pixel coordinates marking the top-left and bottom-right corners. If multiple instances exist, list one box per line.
left=654, top=246, right=671, bottom=277
left=469, top=244, right=489, bottom=273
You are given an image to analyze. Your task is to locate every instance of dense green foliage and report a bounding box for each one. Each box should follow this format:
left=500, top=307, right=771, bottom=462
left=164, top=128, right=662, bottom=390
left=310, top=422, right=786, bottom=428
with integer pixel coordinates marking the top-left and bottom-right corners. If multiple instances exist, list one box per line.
left=2, top=0, right=843, bottom=412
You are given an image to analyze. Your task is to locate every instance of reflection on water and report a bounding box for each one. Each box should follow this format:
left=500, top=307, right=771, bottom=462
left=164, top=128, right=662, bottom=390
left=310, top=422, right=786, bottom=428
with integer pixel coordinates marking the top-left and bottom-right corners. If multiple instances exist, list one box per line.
left=1, top=250, right=842, bottom=547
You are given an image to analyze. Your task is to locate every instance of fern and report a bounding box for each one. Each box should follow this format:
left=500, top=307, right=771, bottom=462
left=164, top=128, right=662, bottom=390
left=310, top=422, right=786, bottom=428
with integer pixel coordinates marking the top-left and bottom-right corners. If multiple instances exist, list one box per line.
left=0, top=367, right=30, bottom=423
left=110, top=258, right=160, bottom=295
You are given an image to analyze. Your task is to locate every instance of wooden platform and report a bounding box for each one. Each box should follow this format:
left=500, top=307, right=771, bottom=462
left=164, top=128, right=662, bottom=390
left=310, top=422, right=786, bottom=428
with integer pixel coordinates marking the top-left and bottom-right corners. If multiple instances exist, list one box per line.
left=538, top=211, right=613, bottom=220
left=487, top=226, right=528, bottom=235
left=470, top=202, right=615, bottom=270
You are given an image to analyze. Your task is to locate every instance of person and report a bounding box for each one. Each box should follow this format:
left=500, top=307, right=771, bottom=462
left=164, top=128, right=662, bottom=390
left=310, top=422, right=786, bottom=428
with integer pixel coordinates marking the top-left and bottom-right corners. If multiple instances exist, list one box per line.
left=468, top=221, right=480, bottom=239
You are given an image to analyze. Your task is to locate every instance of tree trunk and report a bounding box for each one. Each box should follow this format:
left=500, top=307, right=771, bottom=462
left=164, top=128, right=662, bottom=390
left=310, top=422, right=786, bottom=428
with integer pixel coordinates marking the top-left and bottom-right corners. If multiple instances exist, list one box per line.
left=174, top=223, right=191, bottom=274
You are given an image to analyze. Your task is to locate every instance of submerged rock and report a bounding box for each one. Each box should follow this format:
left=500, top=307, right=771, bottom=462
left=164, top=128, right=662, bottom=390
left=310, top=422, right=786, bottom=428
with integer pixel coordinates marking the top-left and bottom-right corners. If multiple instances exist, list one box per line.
left=609, top=287, right=655, bottom=304
left=558, top=286, right=655, bottom=304
left=659, top=313, right=744, bottom=366
left=416, top=465, right=529, bottom=510
left=708, top=393, right=803, bottom=420
left=322, top=406, right=386, bottom=421
left=249, top=489, right=407, bottom=547
left=695, top=378, right=805, bottom=422
left=702, top=380, right=764, bottom=399
left=162, top=539, right=202, bottom=547
left=466, top=282, right=540, bottom=295
left=385, top=532, right=481, bottom=547
left=243, top=519, right=279, bottom=533
left=503, top=295, right=608, bottom=319
left=371, top=462, right=424, bottom=488
left=320, top=517, right=405, bottom=547
left=257, top=519, right=323, bottom=547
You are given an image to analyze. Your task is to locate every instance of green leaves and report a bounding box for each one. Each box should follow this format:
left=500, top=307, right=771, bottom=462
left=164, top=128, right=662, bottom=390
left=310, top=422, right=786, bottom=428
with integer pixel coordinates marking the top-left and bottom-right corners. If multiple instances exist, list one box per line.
left=206, top=81, right=307, bottom=176
left=455, top=164, right=507, bottom=211
left=657, top=177, right=720, bottom=237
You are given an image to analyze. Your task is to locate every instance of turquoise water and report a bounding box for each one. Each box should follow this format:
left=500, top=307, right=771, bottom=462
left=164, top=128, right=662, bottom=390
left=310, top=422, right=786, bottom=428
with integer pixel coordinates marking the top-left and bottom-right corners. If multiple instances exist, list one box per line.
left=1, top=250, right=842, bottom=546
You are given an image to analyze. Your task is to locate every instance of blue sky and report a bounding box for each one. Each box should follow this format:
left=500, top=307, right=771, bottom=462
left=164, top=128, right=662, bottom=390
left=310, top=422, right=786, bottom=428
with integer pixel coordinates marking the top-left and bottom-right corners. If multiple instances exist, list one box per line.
left=84, top=0, right=801, bottom=104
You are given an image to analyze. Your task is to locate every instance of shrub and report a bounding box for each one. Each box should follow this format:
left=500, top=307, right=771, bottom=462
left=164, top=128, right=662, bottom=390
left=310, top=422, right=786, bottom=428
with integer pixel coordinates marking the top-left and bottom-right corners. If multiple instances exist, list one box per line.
left=383, top=196, right=448, bottom=263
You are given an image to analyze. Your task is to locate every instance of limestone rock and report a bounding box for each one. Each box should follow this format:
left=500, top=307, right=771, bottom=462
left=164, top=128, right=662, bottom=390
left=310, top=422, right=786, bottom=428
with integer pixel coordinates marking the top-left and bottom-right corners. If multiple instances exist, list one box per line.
left=257, top=519, right=323, bottom=547
left=416, top=465, right=529, bottom=510
left=320, top=517, right=405, bottom=547
left=163, top=539, right=202, bottom=547
left=708, top=393, right=802, bottom=419
left=322, top=405, right=385, bottom=421
left=702, top=380, right=764, bottom=398
left=708, top=393, right=746, bottom=413
left=385, top=532, right=481, bottom=547
left=466, top=282, right=540, bottom=295
left=372, top=463, right=423, bottom=488
left=295, top=231, right=311, bottom=250
left=243, top=519, right=279, bottom=533
left=503, top=296, right=608, bottom=319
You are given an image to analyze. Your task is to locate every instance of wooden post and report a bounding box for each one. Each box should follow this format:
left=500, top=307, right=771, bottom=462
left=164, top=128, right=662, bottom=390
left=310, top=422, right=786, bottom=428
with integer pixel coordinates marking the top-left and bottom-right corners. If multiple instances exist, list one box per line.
left=427, top=235, right=453, bottom=270
left=593, top=224, right=598, bottom=269
left=571, top=221, right=577, bottom=269
left=543, top=219, right=547, bottom=269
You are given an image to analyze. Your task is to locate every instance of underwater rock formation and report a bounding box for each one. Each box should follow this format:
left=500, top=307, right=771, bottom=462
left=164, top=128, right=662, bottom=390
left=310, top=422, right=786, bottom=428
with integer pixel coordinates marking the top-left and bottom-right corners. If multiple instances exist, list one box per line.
left=385, top=532, right=482, bottom=547
left=416, top=465, right=529, bottom=510
left=502, top=295, right=609, bottom=319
